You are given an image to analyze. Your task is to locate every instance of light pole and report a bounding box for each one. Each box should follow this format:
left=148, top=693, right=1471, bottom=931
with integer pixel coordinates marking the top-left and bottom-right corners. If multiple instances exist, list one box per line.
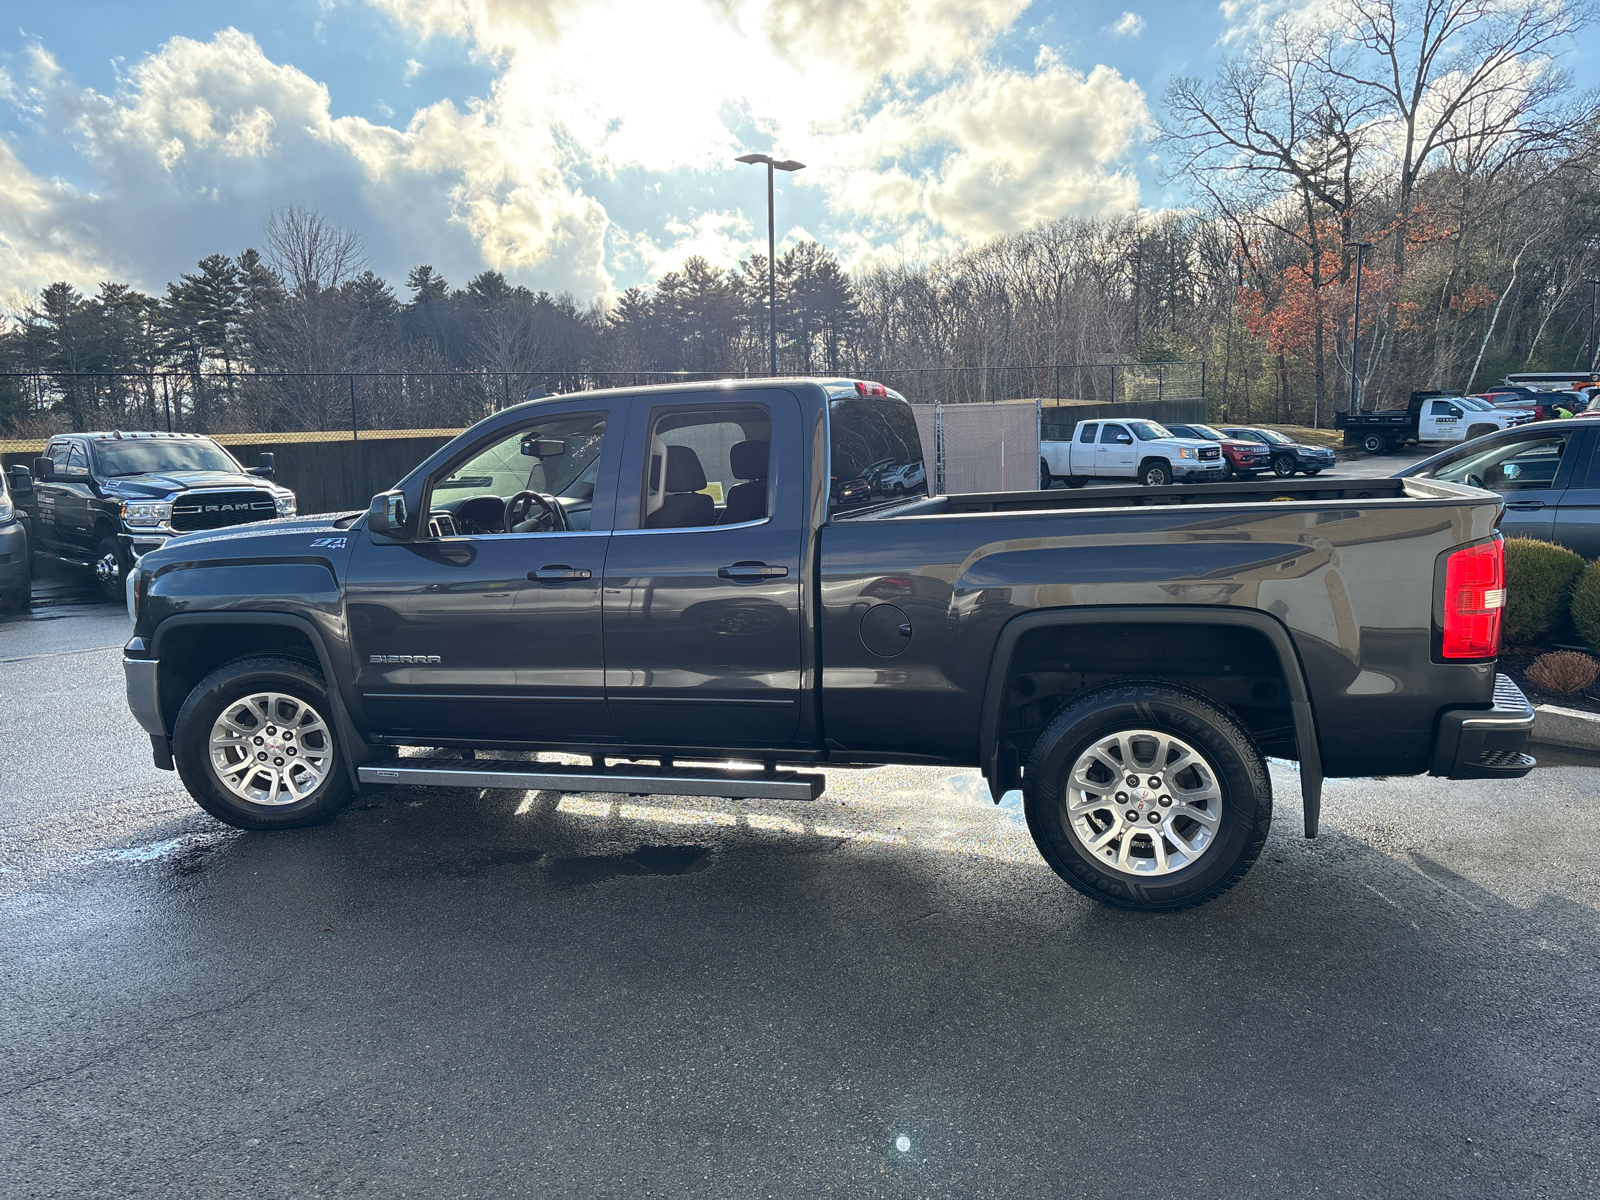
left=1588, top=278, right=1599, bottom=373
left=1344, top=241, right=1372, bottom=415
left=735, top=152, right=805, bottom=377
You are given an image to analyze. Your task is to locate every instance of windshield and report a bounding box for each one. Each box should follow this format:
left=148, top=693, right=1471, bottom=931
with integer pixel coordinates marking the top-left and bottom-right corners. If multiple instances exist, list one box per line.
left=1185, top=423, right=1227, bottom=440
left=93, top=439, right=241, bottom=477
left=1252, top=429, right=1293, bottom=445
left=1129, top=421, right=1173, bottom=441
left=1457, top=397, right=1494, bottom=411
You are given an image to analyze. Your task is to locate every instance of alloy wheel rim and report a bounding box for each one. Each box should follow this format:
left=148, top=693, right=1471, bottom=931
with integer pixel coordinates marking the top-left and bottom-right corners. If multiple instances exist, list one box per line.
left=209, top=691, right=334, bottom=806
left=1062, top=729, right=1223, bottom=876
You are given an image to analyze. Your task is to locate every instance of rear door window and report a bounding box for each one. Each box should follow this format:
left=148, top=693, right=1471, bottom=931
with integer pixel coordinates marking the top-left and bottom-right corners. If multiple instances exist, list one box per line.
left=1078, top=424, right=1098, bottom=443
left=828, top=396, right=925, bottom=517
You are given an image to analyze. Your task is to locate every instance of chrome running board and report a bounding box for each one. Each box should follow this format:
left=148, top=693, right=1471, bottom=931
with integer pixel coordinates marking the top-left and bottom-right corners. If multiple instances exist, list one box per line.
left=358, top=756, right=826, bottom=801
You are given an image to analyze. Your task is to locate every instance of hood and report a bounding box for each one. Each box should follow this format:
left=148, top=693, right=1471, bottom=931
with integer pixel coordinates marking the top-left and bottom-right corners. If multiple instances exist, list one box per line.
left=139, top=511, right=361, bottom=567
left=99, top=470, right=283, bottom=500
left=1216, top=437, right=1267, bottom=451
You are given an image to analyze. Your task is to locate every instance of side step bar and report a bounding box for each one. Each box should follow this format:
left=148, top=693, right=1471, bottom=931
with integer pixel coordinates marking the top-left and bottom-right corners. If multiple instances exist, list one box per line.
left=358, top=756, right=826, bottom=802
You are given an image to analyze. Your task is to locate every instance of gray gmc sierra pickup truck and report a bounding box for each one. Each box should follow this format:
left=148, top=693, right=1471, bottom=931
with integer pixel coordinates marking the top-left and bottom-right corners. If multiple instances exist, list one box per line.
left=122, top=378, right=1535, bottom=910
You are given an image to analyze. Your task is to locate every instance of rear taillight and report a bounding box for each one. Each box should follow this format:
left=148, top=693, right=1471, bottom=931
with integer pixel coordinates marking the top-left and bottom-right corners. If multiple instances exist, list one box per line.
left=1441, top=539, right=1504, bottom=659
left=854, top=380, right=888, bottom=397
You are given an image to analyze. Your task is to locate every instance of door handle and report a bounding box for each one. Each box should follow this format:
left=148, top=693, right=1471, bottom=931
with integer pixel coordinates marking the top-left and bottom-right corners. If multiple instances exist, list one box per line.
left=527, top=564, right=592, bottom=583
left=718, top=562, right=789, bottom=581
left=1504, top=500, right=1546, bottom=511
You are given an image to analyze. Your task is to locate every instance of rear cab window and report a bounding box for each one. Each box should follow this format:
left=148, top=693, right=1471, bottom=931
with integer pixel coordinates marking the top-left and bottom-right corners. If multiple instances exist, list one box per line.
left=827, top=385, right=926, bottom=518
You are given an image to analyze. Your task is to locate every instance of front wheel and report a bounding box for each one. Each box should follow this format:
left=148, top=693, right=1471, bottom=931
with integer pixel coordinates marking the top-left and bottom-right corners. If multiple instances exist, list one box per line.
left=1271, top=455, right=1297, bottom=477
left=1039, top=459, right=1053, bottom=489
left=94, top=534, right=130, bottom=605
left=173, top=655, right=354, bottom=830
left=1023, top=682, right=1272, bottom=911
left=1140, top=461, right=1171, bottom=487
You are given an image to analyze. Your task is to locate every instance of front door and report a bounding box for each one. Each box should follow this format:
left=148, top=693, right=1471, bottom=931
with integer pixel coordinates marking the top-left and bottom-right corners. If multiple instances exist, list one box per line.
left=1426, top=429, right=1582, bottom=544
left=601, top=390, right=804, bottom=748
left=1550, top=429, right=1600, bottom=558
left=346, top=405, right=621, bottom=743
left=37, top=440, right=96, bottom=557
left=1098, top=422, right=1136, bottom=476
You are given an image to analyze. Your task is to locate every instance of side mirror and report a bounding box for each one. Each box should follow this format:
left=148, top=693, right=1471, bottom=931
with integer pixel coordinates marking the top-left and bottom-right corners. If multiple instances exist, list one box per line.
left=33, top=457, right=54, bottom=483
left=368, top=490, right=409, bottom=538
left=7, top=465, right=32, bottom=495
left=247, top=452, right=275, bottom=478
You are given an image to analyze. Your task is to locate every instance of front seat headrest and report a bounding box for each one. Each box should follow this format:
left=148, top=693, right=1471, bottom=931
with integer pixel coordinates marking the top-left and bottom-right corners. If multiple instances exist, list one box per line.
left=663, top=444, right=707, bottom=493
left=729, top=440, right=769, bottom=482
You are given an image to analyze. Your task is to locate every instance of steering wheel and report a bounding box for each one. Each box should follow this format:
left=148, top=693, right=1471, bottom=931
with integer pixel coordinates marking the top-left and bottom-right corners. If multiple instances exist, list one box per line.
left=505, top=490, right=568, bottom=533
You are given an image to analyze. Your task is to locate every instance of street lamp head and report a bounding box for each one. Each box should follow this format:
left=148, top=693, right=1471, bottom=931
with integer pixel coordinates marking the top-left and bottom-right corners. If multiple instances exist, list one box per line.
left=1343, top=240, right=1373, bottom=249
left=735, top=153, right=770, bottom=165
left=773, top=159, right=806, bottom=172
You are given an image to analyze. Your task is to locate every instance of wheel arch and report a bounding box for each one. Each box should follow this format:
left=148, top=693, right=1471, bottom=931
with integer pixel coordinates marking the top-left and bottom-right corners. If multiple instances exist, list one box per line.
left=978, top=606, right=1324, bottom=836
left=1138, top=455, right=1172, bottom=477
left=151, top=613, right=367, bottom=788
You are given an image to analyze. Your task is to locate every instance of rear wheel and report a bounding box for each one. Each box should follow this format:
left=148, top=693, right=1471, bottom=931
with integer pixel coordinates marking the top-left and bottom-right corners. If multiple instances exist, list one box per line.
left=1023, top=682, right=1272, bottom=911
left=1360, top=433, right=1385, bottom=454
left=93, top=534, right=129, bottom=605
left=173, top=655, right=353, bottom=830
left=1063, top=476, right=1087, bottom=489
left=1302, top=468, right=1322, bottom=476
left=1039, top=458, right=1053, bottom=489
left=1140, top=460, right=1171, bottom=487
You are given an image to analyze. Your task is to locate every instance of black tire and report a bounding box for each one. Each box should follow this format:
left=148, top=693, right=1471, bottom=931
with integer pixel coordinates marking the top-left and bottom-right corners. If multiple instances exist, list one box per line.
left=1466, top=424, right=1496, bottom=442
left=1064, top=476, right=1087, bottom=489
left=1040, top=459, right=1053, bottom=489
left=1302, top=467, right=1322, bottom=476
left=1360, top=433, right=1385, bottom=454
left=93, top=533, right=129, bottom=605
left=1140, top=460, right=1171, bottom=487
left=173, top=655, right=354, bottom=831
left=1023, top=681, right=1272, bottom=912
left=1271, top=455, right=1296, bottom=477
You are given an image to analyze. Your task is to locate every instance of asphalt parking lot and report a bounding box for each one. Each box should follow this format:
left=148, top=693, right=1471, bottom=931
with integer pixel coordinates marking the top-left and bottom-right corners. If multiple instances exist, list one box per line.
left=5, top=478, right=1599, bottom=1199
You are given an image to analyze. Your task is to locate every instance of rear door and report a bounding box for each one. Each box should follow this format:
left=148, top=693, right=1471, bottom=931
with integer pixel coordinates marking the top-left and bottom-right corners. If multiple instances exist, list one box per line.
left=1070, top=423, right=1098, bottom=475
left=601, top=390, right=804, bottom=748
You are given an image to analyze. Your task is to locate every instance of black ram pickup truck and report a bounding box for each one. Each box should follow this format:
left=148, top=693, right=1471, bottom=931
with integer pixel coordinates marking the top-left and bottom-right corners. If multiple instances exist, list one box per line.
left=122, top=379, right=1535, bottom=911
left=14, top=431, right=294, bottom=602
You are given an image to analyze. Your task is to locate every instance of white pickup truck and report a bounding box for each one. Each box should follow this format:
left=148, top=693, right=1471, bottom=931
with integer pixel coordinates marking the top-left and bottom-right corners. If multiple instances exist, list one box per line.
left=1335, top=392, right=1533, bottom=454
left=1041, top=419, right=1227, bottom=487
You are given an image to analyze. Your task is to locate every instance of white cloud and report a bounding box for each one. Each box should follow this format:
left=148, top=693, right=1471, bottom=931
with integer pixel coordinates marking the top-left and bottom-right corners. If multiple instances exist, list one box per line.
left=1109, top=11, right=1146, bottom=37
left=0, top=2, right=1150, bottom=303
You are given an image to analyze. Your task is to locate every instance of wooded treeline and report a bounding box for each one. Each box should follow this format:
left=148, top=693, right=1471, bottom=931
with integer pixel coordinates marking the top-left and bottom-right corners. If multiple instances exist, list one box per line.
left=3, top=0, right=1598, bottom=437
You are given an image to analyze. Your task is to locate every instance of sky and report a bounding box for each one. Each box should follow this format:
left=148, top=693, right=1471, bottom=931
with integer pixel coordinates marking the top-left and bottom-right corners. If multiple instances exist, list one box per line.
left=2, top=0, right=1597, bottom=310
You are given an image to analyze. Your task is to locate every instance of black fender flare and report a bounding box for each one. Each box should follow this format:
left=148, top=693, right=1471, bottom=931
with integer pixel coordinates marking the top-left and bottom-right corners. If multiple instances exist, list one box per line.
left=978, top=605, right=1325, bottom=836
left=151, top=612, right=370, bottom=790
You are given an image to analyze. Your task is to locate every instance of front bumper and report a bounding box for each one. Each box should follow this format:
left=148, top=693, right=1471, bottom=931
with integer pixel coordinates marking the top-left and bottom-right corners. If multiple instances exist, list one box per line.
left=1298, top=451, right=1337, bottom=469
left=124, top=649, right=164, bottom=737
left=1430, top=673, right=1536, bottom=779
left=119, top=531, right=170, bottom=560
left=1176, top=461, right=1228, bottom=479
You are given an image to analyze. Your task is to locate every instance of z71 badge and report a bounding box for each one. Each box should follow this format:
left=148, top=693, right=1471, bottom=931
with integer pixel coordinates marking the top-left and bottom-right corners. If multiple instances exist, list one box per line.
left=309, top=537, right=347, bottom=549
left=370, top=654, right=442, bottom=665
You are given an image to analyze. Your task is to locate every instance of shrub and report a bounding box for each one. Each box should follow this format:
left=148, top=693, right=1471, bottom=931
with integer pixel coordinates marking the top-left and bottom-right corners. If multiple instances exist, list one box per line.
left=1503, top=538, right=1584, bottom=640
left=1525, top=650, right=1600, bottom=695
left=1571, top=562, right=1600, bottom=652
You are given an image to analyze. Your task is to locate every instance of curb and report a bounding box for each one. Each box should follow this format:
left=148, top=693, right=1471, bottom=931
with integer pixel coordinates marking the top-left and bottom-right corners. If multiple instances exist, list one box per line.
left=1531, top=704, right=1600, bottom=751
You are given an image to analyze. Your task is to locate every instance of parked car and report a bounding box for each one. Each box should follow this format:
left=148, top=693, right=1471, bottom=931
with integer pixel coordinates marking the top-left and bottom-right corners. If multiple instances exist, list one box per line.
left=1039, top=419, right=1226, bottom=487
left=1334, top=390, right=1530, bottom=453
left=1395, top=418, right=1600, bottom=556
left=0, top=464, right=32, bottom=612
left=876, top=459, right=926, bottom=495
left=1163, top=423, right=1271, bottom=478
left=1218, top=427, right=1337, bottom=477
left=15, top=431, right=295, bottom=602
left=123, top=377, right=1534, bottom=914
